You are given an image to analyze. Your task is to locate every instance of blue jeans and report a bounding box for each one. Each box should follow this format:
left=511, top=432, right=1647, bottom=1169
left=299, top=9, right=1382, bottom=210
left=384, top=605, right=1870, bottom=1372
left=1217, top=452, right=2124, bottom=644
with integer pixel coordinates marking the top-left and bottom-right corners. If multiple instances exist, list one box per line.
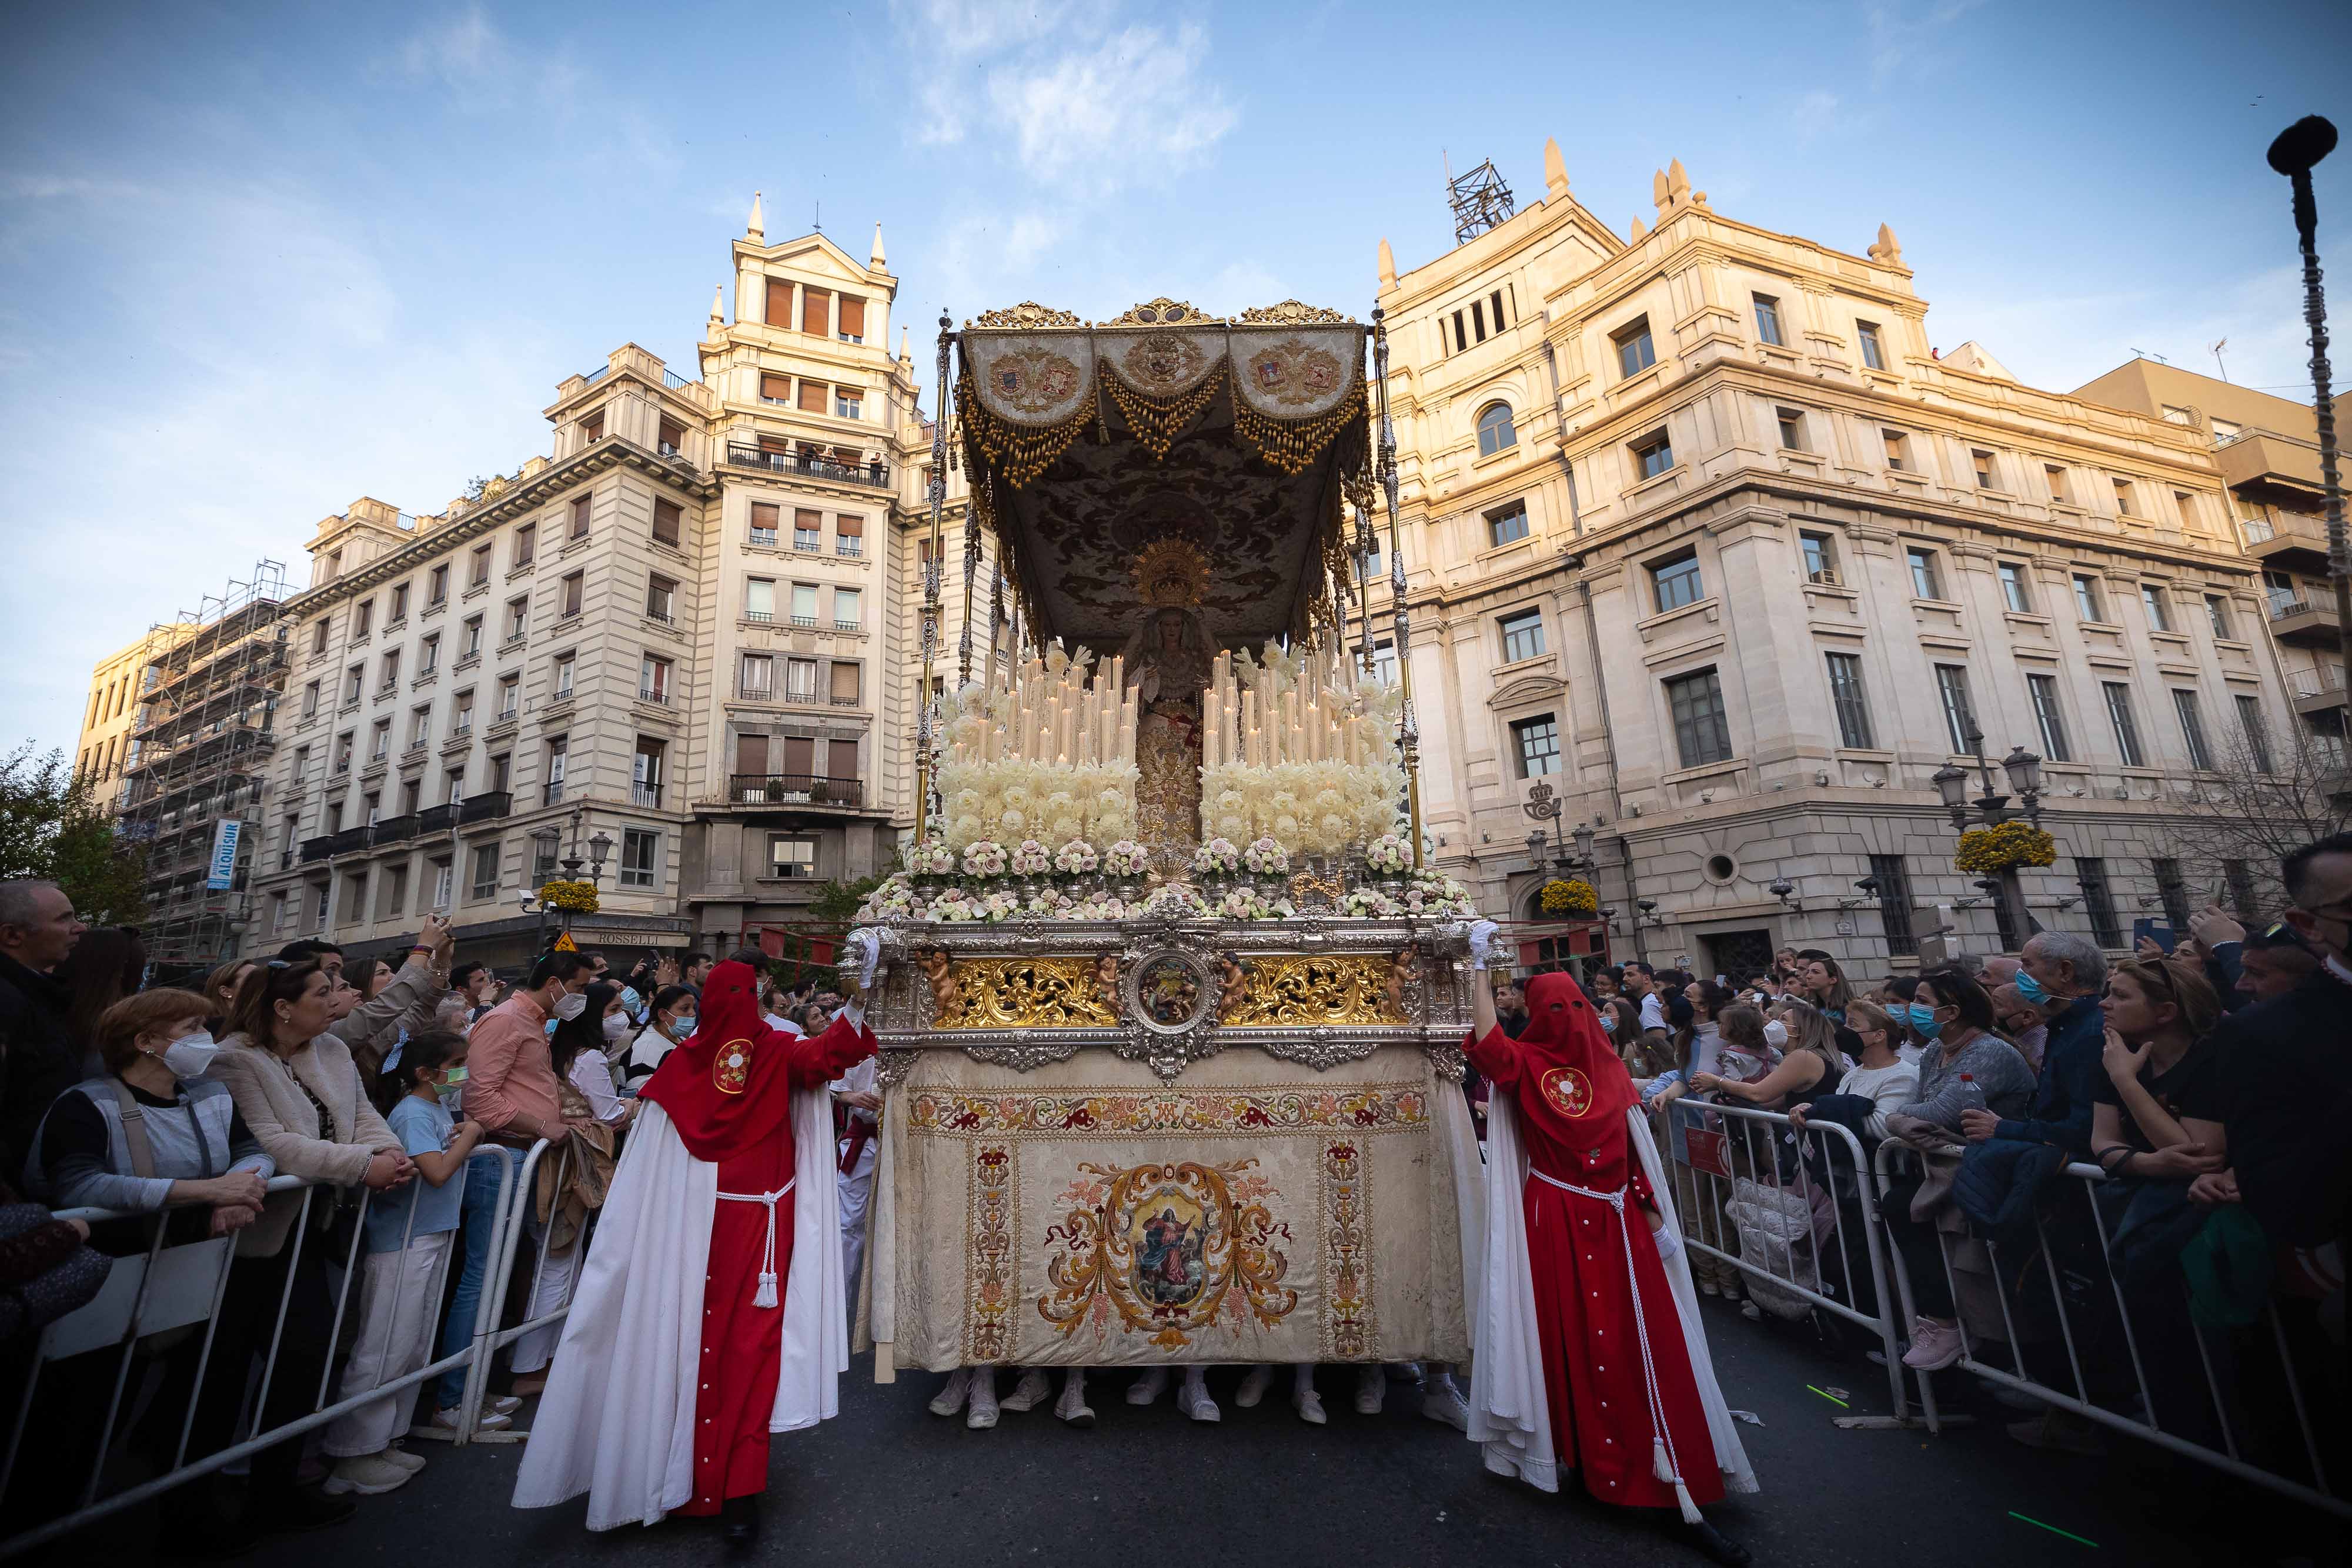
left=436, top=1146, right=519, bottom=1410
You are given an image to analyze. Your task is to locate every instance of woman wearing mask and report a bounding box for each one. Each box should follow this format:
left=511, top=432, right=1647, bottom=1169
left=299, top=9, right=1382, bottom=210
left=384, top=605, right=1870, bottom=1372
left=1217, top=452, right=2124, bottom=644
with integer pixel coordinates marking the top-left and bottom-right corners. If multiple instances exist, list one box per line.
left=18, top=990, right=280, bottom=1550
left=1881, top=967, right=2035, bottom=1373
left=1789, top=999, right=1919, bottom=1141
left=619, top=984, right=697, bottom=1094
left=1875, top=978, right=1925, bottom=1059
left=508, top=982, right=624, bottom=1393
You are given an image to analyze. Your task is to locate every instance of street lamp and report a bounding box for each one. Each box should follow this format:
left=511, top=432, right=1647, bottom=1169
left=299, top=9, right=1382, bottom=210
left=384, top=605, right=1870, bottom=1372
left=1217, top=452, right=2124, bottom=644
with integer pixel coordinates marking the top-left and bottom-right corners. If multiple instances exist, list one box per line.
left=524, top=824, right=563, bottom=952
left=2267, top=115, right=2351, bottom=713
left=1935, top=721, right=2047, bottom=951
left=1521, top=780, right=1596, bottom=872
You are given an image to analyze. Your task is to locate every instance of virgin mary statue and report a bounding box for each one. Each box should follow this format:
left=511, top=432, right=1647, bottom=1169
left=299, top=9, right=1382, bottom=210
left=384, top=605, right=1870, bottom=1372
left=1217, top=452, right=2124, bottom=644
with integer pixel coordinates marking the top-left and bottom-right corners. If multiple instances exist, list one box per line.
left=1120, top=604, right=1212, bottom=872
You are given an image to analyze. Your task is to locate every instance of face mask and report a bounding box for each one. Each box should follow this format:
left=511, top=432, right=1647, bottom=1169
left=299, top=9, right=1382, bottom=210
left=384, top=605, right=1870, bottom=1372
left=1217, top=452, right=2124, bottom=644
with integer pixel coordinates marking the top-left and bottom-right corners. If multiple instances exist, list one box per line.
left=1762, top=1019, right=1789, bottom=1048
left=1599, top=1015, right=1616, bottom=1035
left=435, top=1066, right=467, bottom=1102
left=602, top=1012, right=632, bottom=1044
left=2014, top=969, right=2057, bottom=1005
left=156, top=1029, right=219, bottom=1080
left=620, top=987, right=643, bottom=1014
left=1906, top=1002, right=1945, bottom=1040
left=553, top=991, right=588, bottom=1021
left=666, top=1012, right=696, bottom=1038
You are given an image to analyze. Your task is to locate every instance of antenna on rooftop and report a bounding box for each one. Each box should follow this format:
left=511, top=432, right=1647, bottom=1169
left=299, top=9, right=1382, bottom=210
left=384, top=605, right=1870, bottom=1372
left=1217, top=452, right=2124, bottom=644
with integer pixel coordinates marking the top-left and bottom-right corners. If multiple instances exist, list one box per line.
left=814, top=200, right=821, bottom=233
left=1446, top=155, right=1516, bottom=245
left=2209, top=338, right=2230, bottom=382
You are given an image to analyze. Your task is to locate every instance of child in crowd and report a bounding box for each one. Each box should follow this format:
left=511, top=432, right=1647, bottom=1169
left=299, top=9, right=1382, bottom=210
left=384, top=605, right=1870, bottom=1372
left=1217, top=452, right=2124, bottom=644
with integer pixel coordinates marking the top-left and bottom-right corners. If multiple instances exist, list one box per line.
left=323, top=1029, right=484, bottom=1495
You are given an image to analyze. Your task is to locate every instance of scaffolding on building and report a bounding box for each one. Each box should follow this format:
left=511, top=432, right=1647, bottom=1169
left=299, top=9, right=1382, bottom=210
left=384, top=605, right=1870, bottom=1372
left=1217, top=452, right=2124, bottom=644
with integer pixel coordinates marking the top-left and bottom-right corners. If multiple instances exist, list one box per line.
left=116, top=560, right=292, bottom=969
left=1446, top=156, right=1516, bottom=245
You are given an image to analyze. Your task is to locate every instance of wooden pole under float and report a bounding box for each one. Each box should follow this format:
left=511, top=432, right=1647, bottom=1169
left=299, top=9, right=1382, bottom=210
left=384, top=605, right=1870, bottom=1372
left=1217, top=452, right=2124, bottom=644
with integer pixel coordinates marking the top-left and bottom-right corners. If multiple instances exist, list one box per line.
left=1371, top=308, right=1425, bottom=869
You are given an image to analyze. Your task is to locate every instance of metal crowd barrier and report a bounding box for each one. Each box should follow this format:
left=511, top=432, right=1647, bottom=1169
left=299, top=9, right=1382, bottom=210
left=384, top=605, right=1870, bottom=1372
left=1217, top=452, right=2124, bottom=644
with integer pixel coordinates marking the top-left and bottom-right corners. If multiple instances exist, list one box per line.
left=454, top=1139, right=582, bottom=1444
left=0, top=1135, right=569, bottom=1559
left=1661, top=1098, right=1942, bottom=1430
left=1871, top=1139, right=2348, bottom=1522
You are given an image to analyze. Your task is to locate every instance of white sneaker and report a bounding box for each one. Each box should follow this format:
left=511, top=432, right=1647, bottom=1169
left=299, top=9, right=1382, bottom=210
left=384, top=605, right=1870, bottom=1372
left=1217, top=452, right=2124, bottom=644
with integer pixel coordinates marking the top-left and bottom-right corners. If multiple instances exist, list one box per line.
left=966, top=1369, right=1000, bottom=1430
left=322, top=1453, right=413, bottom=1496
left=1293, top=1367, right=1327, bottom=1425
left=1354, top=1365, right=1385, bottom=1416
left=928, top=1367, right=974, bottom=1417
left=380, top=1444, right=427, bottom=1475
left=487, top=1395, right=523, bottom=1416
left=1000, top=1368, right=1053, bottom=1413
left=1126, top=1367, right=1169, bottom=1406
left=1175, top=1370, right=1220, bottom=1423
left=410, top=1406, right=509, bottom=1441
left=1421, top=1372, right=1469, bottom=1432
left=1901, top=1320, right=1964, bottom=1372
left=1234, top=1365, right=1275, bottom=1409
left=1054, top=1369, right=1095, bottom=1428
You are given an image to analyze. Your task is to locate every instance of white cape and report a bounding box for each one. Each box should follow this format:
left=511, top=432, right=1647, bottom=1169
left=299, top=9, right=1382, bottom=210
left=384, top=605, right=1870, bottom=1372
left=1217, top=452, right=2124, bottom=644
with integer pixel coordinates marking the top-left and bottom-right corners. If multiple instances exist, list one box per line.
left=511, top=1088, right=848, bottom=1530
left=1466, top=1099, right=1757, bottom=1500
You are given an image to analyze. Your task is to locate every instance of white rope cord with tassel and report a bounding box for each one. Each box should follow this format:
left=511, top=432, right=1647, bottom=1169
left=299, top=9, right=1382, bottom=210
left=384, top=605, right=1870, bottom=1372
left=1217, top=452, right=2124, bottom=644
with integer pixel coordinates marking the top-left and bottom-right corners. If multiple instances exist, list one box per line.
left=715, top=1178, right=799, bottom=1308
left=1529, top=1167, right=1705, bottom=1524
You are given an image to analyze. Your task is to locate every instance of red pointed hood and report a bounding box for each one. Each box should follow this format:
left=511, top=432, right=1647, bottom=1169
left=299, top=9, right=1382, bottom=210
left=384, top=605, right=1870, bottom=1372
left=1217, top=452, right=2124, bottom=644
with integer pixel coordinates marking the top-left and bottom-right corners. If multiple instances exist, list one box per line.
left=1511, top=970, right=1638, bottom=1125
left=639, top=958, right=798, bottom=1163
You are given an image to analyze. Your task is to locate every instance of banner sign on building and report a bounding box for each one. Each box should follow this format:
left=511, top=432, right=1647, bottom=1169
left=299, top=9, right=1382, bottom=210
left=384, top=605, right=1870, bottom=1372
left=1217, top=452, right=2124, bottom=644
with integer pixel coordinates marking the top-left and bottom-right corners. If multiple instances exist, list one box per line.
left=206, top=820, right=242, bottom=891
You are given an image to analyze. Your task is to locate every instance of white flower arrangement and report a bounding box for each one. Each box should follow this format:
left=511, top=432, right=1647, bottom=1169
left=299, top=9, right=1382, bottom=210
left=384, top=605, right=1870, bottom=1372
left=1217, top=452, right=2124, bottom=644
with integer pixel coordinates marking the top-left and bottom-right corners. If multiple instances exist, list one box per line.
left=936, top=758, right=1142, bottom=852
left=1242, top=837, right=1288, bottom=874
left=1339, top=887, right=1404, bottom=918
left=1102, top=840, right=1151, bottom=877
left=1053, top=839, right=1099, bottom=874
left=905, top=842, right=955, bottom=876
left=1009, top=838, right=1052, bottom=876
left=1192, top=837, right=1242, bottom=876
left=960, top=840, right=1008, bottom=878
left=1363, top=834, right=1411, bottom=874
left=1213, top=888, right=1301, bottom=921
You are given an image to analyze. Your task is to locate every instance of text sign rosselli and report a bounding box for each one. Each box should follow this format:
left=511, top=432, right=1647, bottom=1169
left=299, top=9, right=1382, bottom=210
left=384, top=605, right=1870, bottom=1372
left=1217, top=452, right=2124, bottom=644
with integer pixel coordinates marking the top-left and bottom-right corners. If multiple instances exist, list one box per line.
left=205, top=820, right=242, bottom=891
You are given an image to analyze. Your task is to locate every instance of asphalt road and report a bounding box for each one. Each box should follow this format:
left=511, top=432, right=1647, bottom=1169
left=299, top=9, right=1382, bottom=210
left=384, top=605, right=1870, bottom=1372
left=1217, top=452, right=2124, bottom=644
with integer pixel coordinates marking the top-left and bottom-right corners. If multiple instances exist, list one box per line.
left=85, top=1300, right=2328, bottom=1567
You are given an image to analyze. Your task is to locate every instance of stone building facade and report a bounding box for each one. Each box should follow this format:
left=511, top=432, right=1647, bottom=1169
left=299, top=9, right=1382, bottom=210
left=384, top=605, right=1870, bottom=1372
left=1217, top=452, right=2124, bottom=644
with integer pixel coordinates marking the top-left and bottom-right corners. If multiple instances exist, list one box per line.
left=1367, top=138, right=2310, bottom=976
left=245, top=208, right=944, bottom=969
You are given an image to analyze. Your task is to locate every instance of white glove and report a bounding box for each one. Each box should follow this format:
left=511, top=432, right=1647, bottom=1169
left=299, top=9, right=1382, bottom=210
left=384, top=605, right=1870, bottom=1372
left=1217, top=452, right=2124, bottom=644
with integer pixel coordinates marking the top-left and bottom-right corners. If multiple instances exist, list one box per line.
left=845, top=927, right=882, bottom=992
left=1649, top=1219, right=1682, bottom=1264
left=1467, top=918, right=1501, bottom=971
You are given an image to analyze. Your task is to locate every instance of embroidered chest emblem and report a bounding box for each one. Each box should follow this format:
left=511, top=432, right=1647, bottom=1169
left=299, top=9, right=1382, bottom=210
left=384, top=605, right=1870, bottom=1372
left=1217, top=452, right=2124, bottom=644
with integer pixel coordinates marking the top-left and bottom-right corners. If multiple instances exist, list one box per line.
left=714, top=1038, right=754, bottom=1095
left=1539, top=1066, right=1594, bottom=1120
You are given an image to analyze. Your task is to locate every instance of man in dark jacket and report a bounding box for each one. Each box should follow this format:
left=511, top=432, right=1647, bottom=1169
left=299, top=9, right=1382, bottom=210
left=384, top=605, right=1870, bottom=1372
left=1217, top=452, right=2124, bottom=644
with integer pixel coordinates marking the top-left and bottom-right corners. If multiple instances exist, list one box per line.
left=0, top=880, right=89, bottom=1178
left=1965, top=929, right=2106, bottom=1155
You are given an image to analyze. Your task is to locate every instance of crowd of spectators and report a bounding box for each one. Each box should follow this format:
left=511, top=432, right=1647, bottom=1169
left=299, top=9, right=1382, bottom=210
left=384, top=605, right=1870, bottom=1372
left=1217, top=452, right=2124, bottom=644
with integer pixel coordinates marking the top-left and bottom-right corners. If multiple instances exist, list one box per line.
left=0, top=880, right=865, bottom=1557
left=1508, top=833, right=2348, bottom=1500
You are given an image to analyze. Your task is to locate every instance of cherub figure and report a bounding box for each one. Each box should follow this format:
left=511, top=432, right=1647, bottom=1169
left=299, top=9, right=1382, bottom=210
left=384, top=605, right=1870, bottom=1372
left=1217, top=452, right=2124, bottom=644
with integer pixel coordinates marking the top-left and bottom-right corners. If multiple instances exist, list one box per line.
left=923, top=948, right=960, bottom=1021
left=1217, top=953, right=1250, bottom=1022
left=1385, top=944, right=1422, bottom=1018
left=1093, top=952, right=1122, bottom=1014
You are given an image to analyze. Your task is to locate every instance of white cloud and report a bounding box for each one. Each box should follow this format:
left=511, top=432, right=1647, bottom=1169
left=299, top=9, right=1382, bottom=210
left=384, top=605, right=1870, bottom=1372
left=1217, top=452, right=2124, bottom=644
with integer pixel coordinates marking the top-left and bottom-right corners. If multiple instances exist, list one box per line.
left=890, top=2, right=1237, bottom=195
left=1865, top=0, right=1987, bottom=86
left=1790, top=90, right=1842, bottom=144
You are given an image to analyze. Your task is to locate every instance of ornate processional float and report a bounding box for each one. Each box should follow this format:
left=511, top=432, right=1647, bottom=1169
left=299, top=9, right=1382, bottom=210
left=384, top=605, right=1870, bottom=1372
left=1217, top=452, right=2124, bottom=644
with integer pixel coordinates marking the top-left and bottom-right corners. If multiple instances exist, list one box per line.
left=854, top=297, right=1487, bottom=1378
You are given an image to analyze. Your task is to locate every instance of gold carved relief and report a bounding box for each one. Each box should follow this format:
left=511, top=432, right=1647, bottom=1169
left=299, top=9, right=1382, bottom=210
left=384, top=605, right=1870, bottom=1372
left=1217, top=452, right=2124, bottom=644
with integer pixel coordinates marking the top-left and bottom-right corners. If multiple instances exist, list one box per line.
left=1219, top=955, right=1408, bottom=1028
left=935, top=957, right=1123, bottom=1030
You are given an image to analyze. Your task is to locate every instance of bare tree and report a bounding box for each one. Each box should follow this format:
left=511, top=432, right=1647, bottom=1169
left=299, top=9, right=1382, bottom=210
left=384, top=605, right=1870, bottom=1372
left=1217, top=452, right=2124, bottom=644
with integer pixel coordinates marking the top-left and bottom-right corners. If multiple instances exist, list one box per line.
left=2155, top=721, right=2350, bottom=920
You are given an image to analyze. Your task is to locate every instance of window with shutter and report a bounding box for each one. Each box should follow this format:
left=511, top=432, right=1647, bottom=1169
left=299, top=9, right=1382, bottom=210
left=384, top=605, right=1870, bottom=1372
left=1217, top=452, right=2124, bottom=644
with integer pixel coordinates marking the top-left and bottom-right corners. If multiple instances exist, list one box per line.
left=657, top=417, right=684, bottom=455
left=652, top=499, right=681, bottom=546
left=838, top=296, right=866, bottom=341
left=827, top=738, right=858, bottom=779
left=782, top=735, right=815, bottom=778
left=830, top=661, right=861, bottom=704
left=735, top=732, right=770, bottom=776
left=764, top=276, right=793, bottom=326
left=750, top=502, right=780, bottom=546
left=836, top=512, right=863, bottom=556
left=800, top=287, right=830, bottom=336
left=797, top=380, right=827, bottom=413
left=794, top=509, right=822, bottom=551
left=760, top=372, right=790, bottom=403
left=570, top=495, right=591, bottom=537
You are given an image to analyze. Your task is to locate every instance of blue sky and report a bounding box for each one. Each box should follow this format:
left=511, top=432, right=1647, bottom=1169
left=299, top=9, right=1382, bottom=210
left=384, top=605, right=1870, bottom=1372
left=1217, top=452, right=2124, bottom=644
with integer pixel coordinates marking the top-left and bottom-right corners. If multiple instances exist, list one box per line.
left=4, top=0, right=2348, bottom=760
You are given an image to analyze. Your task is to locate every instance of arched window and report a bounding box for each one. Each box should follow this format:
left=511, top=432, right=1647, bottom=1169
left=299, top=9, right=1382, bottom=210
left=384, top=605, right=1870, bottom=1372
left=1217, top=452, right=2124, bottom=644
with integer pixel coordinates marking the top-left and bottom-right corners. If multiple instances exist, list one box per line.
left=1476, top=401, right=1518, bottom=458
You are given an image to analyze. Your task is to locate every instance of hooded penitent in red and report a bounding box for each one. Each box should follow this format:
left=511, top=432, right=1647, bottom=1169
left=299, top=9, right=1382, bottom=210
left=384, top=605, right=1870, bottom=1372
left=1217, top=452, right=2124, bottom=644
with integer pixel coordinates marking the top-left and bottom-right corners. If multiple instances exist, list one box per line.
left=637, top=961, right=874, bottom=1514
left=1465, top=971, right=1722, bottom=1512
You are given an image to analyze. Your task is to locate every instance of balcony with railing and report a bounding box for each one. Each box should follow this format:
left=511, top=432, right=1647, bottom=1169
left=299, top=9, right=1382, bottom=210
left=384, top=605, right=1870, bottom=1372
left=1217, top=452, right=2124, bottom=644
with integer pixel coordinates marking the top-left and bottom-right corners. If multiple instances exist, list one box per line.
left=458, top=790, right=512, bottom=824
left=721, top=444, right=892, bottom=490
left=2268, top=591, right=2344, bottom=648
left=415, top=803, right=459, bottom=835
left=728, top=773, right=865, bottom=809
left=632, top=783, right=663, bottom=808
left=544, top=781, right=567, bottom=806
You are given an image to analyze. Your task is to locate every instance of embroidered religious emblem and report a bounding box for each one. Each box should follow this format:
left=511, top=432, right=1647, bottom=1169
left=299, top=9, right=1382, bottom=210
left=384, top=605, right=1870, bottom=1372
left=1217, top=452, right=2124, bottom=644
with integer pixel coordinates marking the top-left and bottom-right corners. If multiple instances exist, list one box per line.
left=1539, top=1066, right=1594, bottom=1119
left=1037, top=1158, right=1297, bottom=1350
left=713, top=1037, right=754, bottom=1095
left=989, top=349, right=1084, bottom=417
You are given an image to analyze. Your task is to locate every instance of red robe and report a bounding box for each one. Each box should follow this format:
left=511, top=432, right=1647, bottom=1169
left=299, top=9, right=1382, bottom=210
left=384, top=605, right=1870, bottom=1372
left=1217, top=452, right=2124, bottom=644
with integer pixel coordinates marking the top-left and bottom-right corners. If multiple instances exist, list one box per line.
left=638, top=962, right=874, bottom=1514
left=1465, top=972, right=1722, bottom=1511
